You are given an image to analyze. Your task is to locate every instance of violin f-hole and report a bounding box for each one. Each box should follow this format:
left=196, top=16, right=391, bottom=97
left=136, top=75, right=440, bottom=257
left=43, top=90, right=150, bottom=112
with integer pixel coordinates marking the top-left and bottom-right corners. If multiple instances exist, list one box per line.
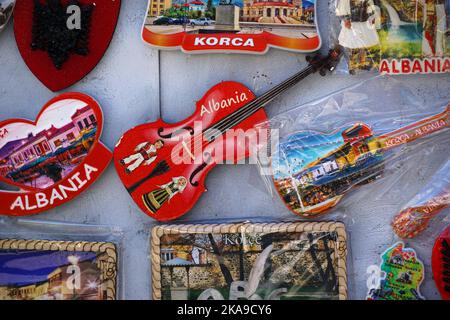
left=190, top=152, right=212, bottom=187
left=158, top=126, right=194, bottom=139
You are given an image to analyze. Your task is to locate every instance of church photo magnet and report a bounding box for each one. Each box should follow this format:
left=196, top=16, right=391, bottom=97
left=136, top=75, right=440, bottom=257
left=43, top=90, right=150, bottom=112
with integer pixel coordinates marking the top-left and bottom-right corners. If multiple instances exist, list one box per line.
left=141, top=0, right=321, bottom=53
left=13, top=0, right=121, bottom=91
left=333, top=0, right=450, bottom=75
left=151, top=221, right=348, bottom=300
left=0, top=93, right=112, bottom=216
left=0, top=239, right=118, bottom=300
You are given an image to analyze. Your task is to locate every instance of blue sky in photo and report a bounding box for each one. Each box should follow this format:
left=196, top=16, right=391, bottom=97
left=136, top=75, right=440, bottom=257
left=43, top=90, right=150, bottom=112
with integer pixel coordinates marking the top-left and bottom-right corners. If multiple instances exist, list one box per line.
left=0, top=250, right=97, bottom=286
left=272, top=130, right=344, bottom=180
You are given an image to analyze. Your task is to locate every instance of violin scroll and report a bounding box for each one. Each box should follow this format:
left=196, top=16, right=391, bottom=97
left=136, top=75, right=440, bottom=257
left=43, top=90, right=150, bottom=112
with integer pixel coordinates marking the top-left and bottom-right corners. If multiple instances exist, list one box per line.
left=306, top=47, right=343, bottom=76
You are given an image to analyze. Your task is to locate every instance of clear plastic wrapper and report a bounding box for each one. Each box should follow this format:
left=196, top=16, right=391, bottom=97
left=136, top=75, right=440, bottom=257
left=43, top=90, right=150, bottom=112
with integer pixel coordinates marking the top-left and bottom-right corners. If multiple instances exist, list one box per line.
left=392, top=158, right=449, bottom=239
left=0, top=217, right=123, bottom=300
left=150, top=218, right=353, bottom=300
left=256, top=75, right=449, bottom=300
left=256, top=75, right=449, bottom=221
left=329, top=0, right=450, bottom=75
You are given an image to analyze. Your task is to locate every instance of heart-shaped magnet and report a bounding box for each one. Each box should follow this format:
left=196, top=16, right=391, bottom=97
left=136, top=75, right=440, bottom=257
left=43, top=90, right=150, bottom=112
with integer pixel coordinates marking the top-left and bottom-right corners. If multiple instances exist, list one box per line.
left=14, top=0, right=121, bottom=91
left=0, top=92, right=112, bottom=216
left=0, top=0, right=15, bottom=34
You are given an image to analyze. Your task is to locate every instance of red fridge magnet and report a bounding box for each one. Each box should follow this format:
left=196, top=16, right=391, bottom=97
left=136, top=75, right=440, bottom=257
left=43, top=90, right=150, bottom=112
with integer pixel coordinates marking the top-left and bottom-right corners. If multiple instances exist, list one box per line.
left=13, top=0, right=121, bottom=92
left=114, top=50, right=341, bottom=222
left=432, top=227, right=450, bottom=300
left=141, top=0, right=321, bottom=54
left=0, top=0, right=15, bottom=34
left=0, top=93, right=112, bottom=216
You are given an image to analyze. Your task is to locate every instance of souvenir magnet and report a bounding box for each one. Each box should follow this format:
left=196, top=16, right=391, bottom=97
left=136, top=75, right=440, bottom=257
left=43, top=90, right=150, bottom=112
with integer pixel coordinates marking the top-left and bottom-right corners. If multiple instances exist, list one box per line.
left=14, top=0, right=121, bottom=91
left=335, top=0, right=450, bottom=75
left=151, top=221, right=348, bottom=300
left=392, top=159, right=450, bottom=239
left=114, top=50, right=341, bottom=221
left=0, top=0, right=15, bottom=34
left=0, top=239, right=117, bottom=300
left=367, top=242, right=425, bottom=300
left=272, top=106, right=449, bottom=218
left=431, top=227, right=450, bottom=300
left=142, top=0, right=321, bottom=54
left=0, top=93, right=112, bottom=216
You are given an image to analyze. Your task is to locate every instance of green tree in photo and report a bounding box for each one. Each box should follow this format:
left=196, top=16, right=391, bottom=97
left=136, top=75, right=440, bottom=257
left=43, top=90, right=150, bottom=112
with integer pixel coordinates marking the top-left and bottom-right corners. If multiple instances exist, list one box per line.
left=205, top=0, right=216, bottom=19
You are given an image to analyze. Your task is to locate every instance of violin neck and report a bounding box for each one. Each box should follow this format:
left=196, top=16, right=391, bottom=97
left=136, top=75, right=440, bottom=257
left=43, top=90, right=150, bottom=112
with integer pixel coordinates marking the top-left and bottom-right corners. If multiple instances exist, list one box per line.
left=203, top=63, right=318, bottom=141
left=379, top=106, right=449, bottom=150
left=249, top=64, right=316, bottom=111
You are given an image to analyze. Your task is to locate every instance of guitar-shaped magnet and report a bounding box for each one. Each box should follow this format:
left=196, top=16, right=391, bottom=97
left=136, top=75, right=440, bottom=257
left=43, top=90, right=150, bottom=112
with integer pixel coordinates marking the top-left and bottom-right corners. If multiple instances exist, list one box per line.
left=272, top=105, right=449, bottom=218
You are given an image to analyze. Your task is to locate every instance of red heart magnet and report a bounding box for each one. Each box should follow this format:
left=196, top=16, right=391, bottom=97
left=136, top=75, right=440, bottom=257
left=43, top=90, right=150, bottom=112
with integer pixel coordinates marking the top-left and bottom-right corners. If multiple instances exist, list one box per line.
left=14, top=0, right=121, bottom=92
left=0, top=92, right=112, bottom=216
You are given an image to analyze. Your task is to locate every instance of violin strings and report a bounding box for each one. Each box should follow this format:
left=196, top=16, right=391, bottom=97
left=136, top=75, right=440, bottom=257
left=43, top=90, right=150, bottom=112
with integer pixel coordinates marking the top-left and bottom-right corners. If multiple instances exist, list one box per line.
left=189, top=64, right=319, bottom=160
left=204, top=65, right=316, bottom=139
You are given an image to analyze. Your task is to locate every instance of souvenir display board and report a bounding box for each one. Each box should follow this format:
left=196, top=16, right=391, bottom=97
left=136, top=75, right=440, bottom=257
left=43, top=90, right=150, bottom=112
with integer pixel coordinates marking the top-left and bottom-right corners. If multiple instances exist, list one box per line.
left=0, top=93, right=112, bottom=216
left=331, top=0, right=450, bottom=75
left=141, top=0, right=321, bottom=53
left=0, top=0, right=14, bottom=34
left=13, top=0, right=121, bottom=91
left=0, top=238, right=118, bottom=300
left=151, top=221, right=348, bottom=300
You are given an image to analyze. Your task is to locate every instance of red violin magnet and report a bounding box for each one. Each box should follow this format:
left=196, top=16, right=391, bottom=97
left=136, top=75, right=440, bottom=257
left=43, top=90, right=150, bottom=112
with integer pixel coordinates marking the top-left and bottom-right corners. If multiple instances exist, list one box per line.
left=0, top=93, right=112, bottom=216
left=14, top=0, right=121, bottom=91
left=141, top=0, right=321, bottom=54
left=432, top=227, right=450, bottom=300
left=272, top=105, right=449, bottom=218
left=114, top=49, right=342, bottom=221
